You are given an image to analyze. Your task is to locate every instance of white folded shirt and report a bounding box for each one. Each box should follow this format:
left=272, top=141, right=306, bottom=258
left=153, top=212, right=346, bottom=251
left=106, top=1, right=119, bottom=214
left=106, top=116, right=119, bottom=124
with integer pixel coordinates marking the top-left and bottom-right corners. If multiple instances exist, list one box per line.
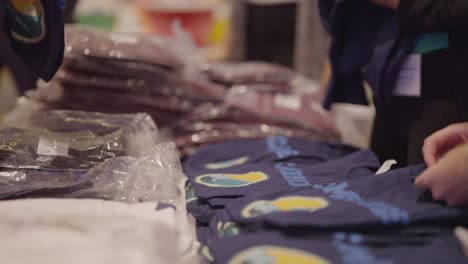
left=0, top=199, right=199, bottom=264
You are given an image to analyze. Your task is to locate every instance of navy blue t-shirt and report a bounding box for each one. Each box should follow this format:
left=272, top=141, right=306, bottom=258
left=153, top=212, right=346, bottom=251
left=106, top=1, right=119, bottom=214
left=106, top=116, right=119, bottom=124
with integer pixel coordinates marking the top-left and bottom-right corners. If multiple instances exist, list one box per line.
left=208, top=228, right=467, bottom=264
left=0, top=168, right=90, bottom=199
left=186, top=149, right=380, bottom=201
left=184, top=136, right=360, bottom=172
left=226, top=165, right=468, bottom=230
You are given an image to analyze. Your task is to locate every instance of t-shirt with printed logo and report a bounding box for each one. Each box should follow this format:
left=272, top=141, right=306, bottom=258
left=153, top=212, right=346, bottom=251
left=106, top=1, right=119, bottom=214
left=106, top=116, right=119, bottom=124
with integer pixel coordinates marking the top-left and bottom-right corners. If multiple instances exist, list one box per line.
left=184, top=136, right=360, bottom=173
left=225, top=164, right=468, bottom=231
left=185, top=150, right=381, bottom=202
left=208, top=228, right=467, bottom=264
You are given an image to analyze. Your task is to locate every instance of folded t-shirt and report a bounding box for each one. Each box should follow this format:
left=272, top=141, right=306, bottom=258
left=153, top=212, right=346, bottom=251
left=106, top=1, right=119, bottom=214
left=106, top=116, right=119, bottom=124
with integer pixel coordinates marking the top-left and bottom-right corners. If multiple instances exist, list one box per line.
left=186, top=150, right=380, bottom=201
left=226, top=165, right=468, bottom=230
left=0, top=168, right=90, bottom=200
left=209, top=228, right=467, bottom=264
left=184, top=136, right=359, bottom=172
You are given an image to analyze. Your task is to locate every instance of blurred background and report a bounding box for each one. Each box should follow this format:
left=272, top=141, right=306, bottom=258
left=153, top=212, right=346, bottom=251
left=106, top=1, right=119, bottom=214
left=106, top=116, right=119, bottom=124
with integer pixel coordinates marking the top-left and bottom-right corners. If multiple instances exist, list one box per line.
left=1, top=0, right=329, bottom=99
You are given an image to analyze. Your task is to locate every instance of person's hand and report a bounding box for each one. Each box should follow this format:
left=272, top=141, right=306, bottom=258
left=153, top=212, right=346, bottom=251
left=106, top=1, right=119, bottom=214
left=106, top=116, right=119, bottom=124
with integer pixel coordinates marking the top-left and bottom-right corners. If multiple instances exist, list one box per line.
left=369, top=0, right=400, bottom=10
left=415, top=143, right=468, bottom=207
left=423, top=123, right=468, bottom=167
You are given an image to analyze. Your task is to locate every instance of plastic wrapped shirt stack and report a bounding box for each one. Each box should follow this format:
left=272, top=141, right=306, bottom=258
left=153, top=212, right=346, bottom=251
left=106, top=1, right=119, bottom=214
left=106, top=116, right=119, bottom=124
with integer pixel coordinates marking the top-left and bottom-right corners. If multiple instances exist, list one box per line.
left=25, top=25, right=340, bottom=156
left=28, top=25, right=226, bottom=129
left=173, top=62, right=340, bottom=156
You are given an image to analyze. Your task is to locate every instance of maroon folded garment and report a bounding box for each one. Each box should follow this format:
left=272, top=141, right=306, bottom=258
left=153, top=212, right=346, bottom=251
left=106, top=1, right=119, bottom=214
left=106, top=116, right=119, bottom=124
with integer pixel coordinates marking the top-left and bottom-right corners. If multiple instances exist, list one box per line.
left=30, top=82, right=187, bottom=128
left=225, top=87, right=339, bottom=137
left=203, top=61, right=298, bottom=93
left=65, top=25, right=184, bottom=70
left=63, top=54, right=180, bottom=82
left=64, top=86, right=199, bottom=112
left=56, top=67, right=179, bottom=97
left=58, top=61, right=226, bottom=101
left=178, top=103, right=320, bottom=130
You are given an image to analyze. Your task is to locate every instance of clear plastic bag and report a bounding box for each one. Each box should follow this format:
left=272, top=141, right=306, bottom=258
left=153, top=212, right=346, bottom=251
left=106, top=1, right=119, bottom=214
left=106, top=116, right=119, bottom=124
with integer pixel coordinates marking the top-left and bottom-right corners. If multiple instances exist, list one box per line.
left=5, top=107, right=159, bottom=157
left=19, top=24, right=339, bottom=158
left=0, top=125, right=126, bottom=171
left=202, top=61, right=321, bottom=95
left=201, top=61, right=324, bottom=107
left=68, top=142, right=185, bottom=204
left=225, top=86, right=339, bottom=136
left=29, top=82, right=195, bottom=128
left=47, top=82, right=201, bottom=113
left=169, top=83, right=340, bottom=156
left=55, top=67, right=175, bottom=95
left=25, top=25, right=226, bottom=129
left=2, top=103, right=185, bottom=204
left=0, top=118, right=184, bottom=204
left=204, top=62, right=296, bottom=85
left=29, top=78, right=223, bottom=128
left=0, top=145, right=185, bottom=204
left=62, top=53, right=180, bottom=81
left=0, top=169, right=90, bottom=200
left=64, top=25, right=183, bottom=70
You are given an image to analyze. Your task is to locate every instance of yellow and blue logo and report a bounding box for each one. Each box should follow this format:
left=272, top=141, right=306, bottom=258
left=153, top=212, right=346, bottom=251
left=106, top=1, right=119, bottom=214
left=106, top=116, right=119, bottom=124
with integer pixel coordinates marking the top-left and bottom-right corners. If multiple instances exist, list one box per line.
left=7, top=0, right=46, bottom=43
left=196, top=172, right=269, bottom=188
left=228, top=246, right=330, bottom=264
left=205, top=156, right=249, bottom=170
left=241, top=196, right=329, bottom=218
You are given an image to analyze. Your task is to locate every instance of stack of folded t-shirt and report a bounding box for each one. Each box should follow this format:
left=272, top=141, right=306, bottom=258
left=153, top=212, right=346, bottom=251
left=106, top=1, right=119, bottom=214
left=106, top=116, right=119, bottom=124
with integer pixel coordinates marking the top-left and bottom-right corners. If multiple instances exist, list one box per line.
left=0, top=110, right=159, bottom=200
left=183, top=136, right=374, bottom=223
left=183, top=136, right=468, bottom=263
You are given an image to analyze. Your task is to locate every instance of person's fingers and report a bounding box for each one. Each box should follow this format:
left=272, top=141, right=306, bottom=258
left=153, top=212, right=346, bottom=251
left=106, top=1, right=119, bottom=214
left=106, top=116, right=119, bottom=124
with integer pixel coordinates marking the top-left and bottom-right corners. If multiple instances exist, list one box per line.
left=423, top=131, right=449, bottom=166
left=418, top=142, right=468, bottom=207
left=423, top=126, right=466, bottom=166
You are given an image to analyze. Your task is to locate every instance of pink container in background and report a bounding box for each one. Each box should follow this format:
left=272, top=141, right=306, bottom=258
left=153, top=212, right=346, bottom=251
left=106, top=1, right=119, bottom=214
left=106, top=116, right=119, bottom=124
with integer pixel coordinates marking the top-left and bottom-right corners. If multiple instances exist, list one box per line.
left=136, top=0, right=214, bottom=47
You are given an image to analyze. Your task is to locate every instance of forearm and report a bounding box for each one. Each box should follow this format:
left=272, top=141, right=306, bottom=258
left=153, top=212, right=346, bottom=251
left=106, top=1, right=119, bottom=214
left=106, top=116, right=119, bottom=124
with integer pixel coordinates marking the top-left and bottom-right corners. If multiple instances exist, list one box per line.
left=397, top=0, right=468, bottom=34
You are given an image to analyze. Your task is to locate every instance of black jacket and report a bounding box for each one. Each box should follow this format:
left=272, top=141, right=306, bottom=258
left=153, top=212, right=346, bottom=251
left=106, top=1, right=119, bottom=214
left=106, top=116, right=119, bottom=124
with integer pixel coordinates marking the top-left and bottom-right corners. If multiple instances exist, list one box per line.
left=397, top=0, right=468, bottom=118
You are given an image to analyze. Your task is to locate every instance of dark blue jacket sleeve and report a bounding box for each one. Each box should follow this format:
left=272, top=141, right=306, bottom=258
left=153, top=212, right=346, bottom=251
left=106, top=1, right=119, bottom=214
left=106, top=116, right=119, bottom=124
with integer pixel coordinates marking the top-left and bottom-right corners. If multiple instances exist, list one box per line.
left=397, top=0, right=468, bottom=34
